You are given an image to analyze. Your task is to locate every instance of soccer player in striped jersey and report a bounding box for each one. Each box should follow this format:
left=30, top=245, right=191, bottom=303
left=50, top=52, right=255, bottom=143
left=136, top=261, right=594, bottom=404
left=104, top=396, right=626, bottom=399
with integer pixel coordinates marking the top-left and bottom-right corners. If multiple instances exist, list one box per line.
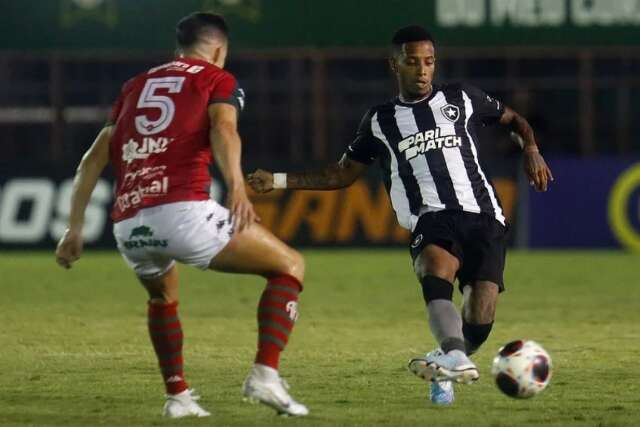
left=248, top=25, right=553, bottom=405
left=55, top=13, right=308, bottom=418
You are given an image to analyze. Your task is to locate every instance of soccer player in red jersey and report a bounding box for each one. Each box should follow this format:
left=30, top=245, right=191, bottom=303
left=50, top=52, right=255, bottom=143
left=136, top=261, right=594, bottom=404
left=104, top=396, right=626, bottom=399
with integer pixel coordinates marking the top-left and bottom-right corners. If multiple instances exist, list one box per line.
left=55, top=12, right=308, bottom=418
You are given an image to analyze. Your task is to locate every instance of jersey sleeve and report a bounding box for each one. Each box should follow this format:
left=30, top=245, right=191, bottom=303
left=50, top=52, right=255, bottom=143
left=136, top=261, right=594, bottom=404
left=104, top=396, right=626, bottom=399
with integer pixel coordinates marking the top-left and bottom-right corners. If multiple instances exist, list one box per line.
left=209, top=72, right=245, bottom=113
left=106, top=78, right=134, bottom=126
left=345, top=109, right=379, bottom=165
left=462, top=84, right=505, bottom=126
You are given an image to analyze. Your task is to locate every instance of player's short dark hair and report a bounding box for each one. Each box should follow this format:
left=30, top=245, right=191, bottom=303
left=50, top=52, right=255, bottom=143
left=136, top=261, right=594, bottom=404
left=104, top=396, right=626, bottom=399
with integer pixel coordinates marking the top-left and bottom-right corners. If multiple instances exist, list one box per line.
left=176, top=12, right=229, bottom=49
left=391, top=25, right=435, bottom=51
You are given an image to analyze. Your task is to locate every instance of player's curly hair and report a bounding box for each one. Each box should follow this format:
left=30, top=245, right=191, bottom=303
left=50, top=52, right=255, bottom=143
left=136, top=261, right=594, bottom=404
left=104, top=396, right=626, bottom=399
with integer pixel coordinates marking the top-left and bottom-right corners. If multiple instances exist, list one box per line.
left=391, top=25, right=435, bottom=47
left=176, top=12, right=229, bottom=49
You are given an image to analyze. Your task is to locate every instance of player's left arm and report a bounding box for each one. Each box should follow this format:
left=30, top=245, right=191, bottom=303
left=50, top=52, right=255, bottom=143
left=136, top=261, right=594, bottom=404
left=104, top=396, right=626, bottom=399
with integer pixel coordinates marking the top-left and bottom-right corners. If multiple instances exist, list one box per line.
left=499, top=107, right=554, bottom=192
left=55, top=125, right=112, bottom=268
left=208, top=103, right=258, bottom=231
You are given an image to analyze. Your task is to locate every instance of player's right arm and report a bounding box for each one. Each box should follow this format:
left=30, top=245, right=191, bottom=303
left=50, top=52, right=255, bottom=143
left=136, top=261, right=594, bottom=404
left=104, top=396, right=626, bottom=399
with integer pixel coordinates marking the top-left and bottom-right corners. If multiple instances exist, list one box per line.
left=462, top=83, right=553, bottom=192
left=248, top=155, right=367, bottom=193
left=55, top=125, right=112, bottom=268
left=248, top=109, right=377, bottom=193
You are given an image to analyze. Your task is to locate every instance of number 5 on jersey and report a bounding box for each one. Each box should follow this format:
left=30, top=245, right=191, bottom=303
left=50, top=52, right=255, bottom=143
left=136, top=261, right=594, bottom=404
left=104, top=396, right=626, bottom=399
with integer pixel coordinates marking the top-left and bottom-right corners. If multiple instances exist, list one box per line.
left=135, top=77, right=185, bottom=135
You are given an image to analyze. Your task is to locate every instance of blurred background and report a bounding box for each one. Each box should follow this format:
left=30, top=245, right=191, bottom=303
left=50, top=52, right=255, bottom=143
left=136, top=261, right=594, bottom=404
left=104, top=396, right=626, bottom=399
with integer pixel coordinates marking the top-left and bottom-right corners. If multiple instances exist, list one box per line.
left=1, top=0, right=639, bottom=251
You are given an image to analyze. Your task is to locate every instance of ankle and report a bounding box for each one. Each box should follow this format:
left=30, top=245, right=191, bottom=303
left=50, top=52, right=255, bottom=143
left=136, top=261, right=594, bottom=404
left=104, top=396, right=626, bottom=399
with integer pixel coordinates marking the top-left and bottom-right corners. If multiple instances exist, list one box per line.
left=252, top=363, right=280, bottom=381
left=168, top=388, right=191, bottom=400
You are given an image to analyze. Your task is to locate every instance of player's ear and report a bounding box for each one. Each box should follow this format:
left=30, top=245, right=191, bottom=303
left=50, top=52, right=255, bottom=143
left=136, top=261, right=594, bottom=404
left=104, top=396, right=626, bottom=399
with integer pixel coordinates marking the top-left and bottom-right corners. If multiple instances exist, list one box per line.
left=213, top=47, right=223, bottom=65
left=389, top=57, right=398, bottom=74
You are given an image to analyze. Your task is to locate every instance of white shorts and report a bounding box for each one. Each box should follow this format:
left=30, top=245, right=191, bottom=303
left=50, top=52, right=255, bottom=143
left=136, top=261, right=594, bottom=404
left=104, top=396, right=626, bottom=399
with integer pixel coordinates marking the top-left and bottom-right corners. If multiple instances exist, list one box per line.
left=113, top=200, right=234, bottom=278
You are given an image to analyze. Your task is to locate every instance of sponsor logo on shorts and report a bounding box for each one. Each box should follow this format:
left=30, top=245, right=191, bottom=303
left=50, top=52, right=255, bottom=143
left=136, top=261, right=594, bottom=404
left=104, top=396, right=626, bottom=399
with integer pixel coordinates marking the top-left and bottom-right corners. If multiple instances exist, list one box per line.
left=411, top=234, right=424, bottom=249
left=129, top=225, right=153, bottom=239
left=286, top=301, right=299, bottom=322
left=123, top=239, right=168, bottom=250
left=123, top=225, right=168, bottom=250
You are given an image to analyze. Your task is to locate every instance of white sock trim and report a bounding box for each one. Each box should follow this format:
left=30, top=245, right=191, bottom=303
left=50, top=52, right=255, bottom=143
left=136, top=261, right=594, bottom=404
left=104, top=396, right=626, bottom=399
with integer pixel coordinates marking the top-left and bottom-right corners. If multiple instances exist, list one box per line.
left=253, top=363, right=280, bottom=381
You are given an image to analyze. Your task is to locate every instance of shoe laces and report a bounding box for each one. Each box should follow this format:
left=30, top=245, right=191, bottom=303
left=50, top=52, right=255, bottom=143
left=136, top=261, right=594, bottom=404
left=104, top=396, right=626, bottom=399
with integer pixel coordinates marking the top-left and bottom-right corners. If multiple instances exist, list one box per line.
left=426, top=348, right=444, bottom=359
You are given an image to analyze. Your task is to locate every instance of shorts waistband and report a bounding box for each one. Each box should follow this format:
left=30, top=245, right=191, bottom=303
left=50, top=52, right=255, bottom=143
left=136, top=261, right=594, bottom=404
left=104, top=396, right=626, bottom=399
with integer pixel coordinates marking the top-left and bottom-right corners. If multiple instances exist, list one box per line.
left=140, top=200, right=212, bottom=216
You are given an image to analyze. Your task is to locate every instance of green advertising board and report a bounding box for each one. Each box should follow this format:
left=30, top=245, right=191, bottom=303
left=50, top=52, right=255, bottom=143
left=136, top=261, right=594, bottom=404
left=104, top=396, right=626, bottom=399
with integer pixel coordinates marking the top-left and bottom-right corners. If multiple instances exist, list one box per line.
left=2, top=0, right=640, bottom=50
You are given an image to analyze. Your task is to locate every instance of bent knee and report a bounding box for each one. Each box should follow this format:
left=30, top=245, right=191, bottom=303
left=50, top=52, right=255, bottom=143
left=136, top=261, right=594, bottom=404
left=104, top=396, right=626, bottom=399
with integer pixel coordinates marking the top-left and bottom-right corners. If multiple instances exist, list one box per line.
left=271, top=246, right=305, bottom=283
left=414, top=258, right=457, bottom=283
left=139, top=268, right=179, bottom=304
left=148, top=296, right=178, bottom=305
left=285, top=249, right=305, bottom=282
left=141, top=282, right=178, bottom=304
left=414, top=245, right=459, bottom=283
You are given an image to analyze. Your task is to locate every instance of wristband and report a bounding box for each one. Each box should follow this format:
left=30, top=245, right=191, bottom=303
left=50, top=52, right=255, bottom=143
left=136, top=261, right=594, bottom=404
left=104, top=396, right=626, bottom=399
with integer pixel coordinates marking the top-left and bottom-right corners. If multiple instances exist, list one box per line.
left=273, top=173, right=287, bottom=189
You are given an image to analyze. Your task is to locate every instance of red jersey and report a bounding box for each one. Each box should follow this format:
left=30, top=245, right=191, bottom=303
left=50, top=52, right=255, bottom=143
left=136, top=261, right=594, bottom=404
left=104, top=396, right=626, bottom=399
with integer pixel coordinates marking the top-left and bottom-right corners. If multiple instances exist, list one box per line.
left=108, top=57, right=244, bottom=222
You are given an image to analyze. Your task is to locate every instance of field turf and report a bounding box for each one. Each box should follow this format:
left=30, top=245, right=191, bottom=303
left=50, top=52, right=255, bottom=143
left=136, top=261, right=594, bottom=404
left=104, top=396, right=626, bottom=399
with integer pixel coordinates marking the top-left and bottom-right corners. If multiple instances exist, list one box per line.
left=1, top=250, right=639, bottom=426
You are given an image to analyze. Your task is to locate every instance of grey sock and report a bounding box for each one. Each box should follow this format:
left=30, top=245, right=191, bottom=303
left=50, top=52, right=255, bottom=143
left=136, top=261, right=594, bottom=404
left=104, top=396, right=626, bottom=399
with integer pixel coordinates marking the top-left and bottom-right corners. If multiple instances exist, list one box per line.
left=427, top=299, right=466, bottom=353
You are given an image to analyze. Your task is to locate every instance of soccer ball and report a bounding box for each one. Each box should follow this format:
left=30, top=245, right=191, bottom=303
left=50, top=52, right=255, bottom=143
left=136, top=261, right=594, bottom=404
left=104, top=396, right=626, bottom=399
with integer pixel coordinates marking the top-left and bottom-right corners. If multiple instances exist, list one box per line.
left=491, top=340, right=552, bottom=398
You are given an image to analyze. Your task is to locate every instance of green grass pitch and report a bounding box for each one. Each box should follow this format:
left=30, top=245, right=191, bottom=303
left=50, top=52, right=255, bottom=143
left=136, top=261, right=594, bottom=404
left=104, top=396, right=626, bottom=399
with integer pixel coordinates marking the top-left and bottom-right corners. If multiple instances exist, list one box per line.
left=1, top=250, right=639, bottom=426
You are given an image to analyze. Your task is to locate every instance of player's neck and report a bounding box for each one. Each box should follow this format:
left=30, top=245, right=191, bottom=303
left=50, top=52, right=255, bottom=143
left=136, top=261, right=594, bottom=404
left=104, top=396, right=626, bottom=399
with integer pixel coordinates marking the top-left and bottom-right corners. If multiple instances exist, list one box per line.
left=398, top=87, right=433, bottom=104
left=181, top=51, right=213, bottom=63
left=179, top=49, right=225, bottom=68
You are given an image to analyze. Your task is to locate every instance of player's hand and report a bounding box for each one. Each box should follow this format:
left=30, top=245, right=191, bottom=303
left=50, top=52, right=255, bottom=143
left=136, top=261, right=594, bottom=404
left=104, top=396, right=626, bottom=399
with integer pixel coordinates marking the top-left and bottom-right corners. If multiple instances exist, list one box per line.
left=247, top=169, right=274, bottom=193
left=228, top=186, right=260, bottom=232
left=55, top=227, right=83, bottom=269
left=523, top=148, right=554, bottom=192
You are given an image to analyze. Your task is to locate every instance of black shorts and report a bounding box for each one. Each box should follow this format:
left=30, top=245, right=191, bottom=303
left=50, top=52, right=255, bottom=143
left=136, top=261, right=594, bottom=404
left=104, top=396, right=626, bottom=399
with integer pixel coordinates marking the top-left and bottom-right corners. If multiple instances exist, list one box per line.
left=409, top=210, right=507, bottom=293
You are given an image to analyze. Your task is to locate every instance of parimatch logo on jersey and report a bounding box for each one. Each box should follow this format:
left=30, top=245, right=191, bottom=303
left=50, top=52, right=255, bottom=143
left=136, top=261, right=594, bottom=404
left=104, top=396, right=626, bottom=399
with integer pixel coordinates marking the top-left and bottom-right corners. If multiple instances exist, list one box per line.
left=398, top=127, right=462, bottom=161
left=123, top=225, right=168, bottom=249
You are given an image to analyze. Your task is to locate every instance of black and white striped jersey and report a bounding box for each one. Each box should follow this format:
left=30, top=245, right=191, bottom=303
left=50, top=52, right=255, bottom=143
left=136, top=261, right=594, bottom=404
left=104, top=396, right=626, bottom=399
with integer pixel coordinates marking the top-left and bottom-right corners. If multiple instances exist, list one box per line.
left=346, top=83, right=506, bottom=230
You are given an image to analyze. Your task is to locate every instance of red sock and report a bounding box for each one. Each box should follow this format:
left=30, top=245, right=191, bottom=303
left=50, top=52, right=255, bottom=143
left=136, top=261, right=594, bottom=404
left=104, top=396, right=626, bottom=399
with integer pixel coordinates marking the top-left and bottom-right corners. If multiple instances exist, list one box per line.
left=255, top=274, right=302, bottom=370
left=148, top=301, right=189, bottom=395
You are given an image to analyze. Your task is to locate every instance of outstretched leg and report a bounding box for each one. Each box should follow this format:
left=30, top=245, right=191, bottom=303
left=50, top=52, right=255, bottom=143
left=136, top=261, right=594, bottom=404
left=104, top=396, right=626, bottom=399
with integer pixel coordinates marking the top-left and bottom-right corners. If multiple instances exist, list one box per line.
left=413, top=244, right=465, bottom=354
left=408, top=243, right=478, bottom=405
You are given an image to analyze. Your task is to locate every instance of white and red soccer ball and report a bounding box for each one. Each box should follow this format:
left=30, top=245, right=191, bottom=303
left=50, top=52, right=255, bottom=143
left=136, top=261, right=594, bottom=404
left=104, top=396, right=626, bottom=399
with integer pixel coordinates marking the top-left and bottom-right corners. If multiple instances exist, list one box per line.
left=491, top=340, right=552, bottom=398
